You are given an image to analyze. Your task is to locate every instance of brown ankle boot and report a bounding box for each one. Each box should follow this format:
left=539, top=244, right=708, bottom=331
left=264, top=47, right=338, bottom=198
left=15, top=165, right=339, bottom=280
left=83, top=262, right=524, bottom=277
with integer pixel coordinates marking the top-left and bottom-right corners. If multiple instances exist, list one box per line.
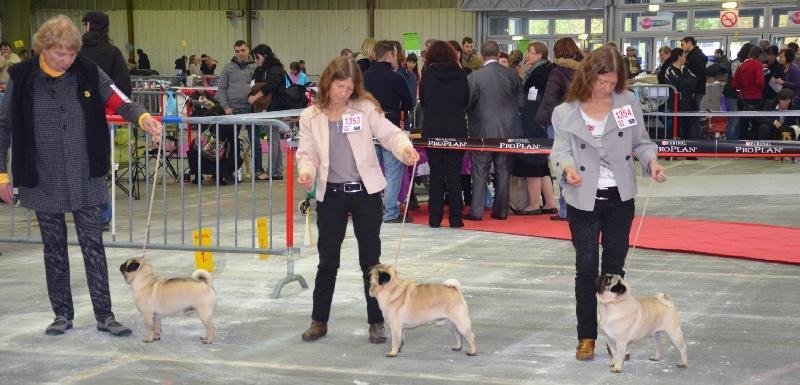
left=301, top=321, right=327, bottom=341
left=368, top=322, right=386, bottom=343
left=575, top=338, right=595, bottom=360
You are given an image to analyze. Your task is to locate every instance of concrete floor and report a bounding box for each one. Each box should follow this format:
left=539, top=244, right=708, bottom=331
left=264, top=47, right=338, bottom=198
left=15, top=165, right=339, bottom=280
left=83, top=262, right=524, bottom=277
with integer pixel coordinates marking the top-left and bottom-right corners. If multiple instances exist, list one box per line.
left=1, top=157, right=799, bottom=385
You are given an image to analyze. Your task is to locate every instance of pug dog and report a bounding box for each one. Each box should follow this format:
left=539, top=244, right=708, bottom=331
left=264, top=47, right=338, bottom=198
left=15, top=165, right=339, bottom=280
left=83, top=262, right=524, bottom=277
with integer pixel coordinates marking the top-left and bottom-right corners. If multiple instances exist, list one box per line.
left=368, top=264, right=476, bottom=357
left=596, top=274, right=688, bottom=372
left=120, top=258, right=217, bottom=344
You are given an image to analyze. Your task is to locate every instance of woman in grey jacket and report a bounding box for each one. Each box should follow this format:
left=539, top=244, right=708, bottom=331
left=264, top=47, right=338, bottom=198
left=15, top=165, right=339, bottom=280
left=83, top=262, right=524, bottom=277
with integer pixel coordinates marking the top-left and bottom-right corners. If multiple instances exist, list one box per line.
left=550, top=46, right=667, bottom=361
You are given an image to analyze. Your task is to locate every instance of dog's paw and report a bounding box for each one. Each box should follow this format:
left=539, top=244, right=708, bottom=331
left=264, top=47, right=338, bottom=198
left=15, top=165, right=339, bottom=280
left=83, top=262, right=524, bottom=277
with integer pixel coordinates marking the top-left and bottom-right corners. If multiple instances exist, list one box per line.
left=143, top=338, right=153, bottom=343
left=649, top=356, right=660, bottom=361
left=466, top=352, right=477, bottom=356
left=452, top=346, right=462, bottom=351
left=386, top=351, right=398, bottom=357
left=610, top=366, right=623, bottom=373
left=678, top=362, right=688, bottom=368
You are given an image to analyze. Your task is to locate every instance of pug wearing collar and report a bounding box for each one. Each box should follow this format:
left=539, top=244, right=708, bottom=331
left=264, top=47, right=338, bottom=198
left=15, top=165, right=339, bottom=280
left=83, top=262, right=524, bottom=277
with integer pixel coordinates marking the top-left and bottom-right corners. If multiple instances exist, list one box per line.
left=368, top=264, right=477, bottom=357
left=120, top=258, right=217, bottom=344
left=596, top=274, right=688, bottom=372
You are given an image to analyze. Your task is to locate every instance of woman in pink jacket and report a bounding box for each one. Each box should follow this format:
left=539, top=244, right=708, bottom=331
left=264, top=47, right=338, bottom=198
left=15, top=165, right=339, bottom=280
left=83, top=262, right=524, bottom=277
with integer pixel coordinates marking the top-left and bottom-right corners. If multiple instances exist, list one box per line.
left=732, top=46, right=765, bottom=140
left=296, top=56, right=419, bottom=344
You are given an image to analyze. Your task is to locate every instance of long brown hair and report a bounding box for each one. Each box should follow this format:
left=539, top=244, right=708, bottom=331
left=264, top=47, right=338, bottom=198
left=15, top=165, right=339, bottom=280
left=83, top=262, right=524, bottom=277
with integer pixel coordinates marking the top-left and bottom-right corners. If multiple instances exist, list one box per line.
left=316, top=56, right=381, bottom=113
left=566, top=46, right=626, bottom=103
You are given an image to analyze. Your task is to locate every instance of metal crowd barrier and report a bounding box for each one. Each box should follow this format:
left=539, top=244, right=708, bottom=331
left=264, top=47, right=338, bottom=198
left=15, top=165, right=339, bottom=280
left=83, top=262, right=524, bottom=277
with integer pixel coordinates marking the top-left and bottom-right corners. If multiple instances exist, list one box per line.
left=630, top=83, right=679, bottom=139
left=0, top=112, right=307, bottom=298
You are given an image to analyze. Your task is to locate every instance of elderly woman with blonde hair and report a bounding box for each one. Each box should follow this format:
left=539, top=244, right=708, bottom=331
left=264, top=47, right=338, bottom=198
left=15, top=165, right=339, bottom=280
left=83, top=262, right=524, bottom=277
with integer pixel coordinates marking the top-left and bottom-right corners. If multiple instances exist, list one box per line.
left=0, top=15, right=162, bottom=337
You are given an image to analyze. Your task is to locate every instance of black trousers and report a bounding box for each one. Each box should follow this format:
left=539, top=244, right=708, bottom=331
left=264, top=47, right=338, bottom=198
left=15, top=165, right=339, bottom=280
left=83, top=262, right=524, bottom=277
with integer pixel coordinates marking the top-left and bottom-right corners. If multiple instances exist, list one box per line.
left=567, top=195, right=635, bottom=341
left=36, top=205, right=115, bottom=322
left=312, top=188, right=384, bottom=324
left=426, top=148, right=465, bottom=226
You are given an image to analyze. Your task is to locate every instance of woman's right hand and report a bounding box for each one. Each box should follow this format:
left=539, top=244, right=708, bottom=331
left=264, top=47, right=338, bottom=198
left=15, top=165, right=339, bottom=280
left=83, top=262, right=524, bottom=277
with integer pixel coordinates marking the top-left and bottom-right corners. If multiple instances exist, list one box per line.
left=0, top=182, right=13, bottom=205
left=297, top=172, right=314, bottom=191
left=564, top=167, right=582, bottom=187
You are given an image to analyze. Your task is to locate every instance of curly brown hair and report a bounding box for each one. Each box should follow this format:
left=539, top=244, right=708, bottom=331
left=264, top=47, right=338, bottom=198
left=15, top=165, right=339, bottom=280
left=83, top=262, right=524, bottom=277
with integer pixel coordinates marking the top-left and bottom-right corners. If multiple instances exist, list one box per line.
left=566, top=46, right=626, bottom=103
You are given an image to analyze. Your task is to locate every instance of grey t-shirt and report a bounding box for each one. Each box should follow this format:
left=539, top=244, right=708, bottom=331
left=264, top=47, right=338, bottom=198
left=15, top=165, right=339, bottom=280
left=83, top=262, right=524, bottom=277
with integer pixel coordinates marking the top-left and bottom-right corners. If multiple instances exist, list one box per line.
left=326, top=120, right=361, bottom=183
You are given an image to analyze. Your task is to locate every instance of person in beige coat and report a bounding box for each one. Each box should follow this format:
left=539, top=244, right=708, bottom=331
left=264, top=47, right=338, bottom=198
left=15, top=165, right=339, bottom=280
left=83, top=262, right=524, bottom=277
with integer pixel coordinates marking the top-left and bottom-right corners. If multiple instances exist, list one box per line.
left=296, top=56, right=419, bottom=344
left=550, top=46, right=667, bottom=362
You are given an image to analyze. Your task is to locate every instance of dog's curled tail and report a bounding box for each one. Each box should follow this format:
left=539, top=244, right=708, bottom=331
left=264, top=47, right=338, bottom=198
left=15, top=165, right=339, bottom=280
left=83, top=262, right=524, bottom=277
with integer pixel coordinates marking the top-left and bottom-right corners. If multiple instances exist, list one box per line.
left=192, top=269, right=213, bottom=285
left=443, top=279, right=462, bottom=293
left=656, top=292, right=675, bottom=307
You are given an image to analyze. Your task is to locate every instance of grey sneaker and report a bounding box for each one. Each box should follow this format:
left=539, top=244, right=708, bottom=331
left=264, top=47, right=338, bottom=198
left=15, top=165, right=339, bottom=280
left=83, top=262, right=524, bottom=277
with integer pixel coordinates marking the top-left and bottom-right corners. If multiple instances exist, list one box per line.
left=384, top=216, right=413, bottom=224
left=97, top=317, right=132, bottom=336
left=45, top=316, right=73, bottom=336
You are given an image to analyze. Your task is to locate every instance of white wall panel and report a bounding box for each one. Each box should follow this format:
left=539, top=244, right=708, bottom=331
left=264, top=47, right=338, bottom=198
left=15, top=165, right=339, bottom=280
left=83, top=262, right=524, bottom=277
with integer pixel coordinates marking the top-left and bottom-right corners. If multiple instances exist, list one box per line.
left=31, top=9, right=132, bottom=61
left=373, top=9, right=476, bottom=48
left=252, top=10, right=367, bottom=76
left=132, top=10, right=247, bottom=75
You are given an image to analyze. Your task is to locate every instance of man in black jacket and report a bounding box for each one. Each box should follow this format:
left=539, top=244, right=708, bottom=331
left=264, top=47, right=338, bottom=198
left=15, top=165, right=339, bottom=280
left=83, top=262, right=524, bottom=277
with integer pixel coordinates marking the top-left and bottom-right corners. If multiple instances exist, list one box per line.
left=363, top=40, right=414, bottom=223
left=681, top=36, right=707, bottom=140
left=80, top=11, right=133, bottom=232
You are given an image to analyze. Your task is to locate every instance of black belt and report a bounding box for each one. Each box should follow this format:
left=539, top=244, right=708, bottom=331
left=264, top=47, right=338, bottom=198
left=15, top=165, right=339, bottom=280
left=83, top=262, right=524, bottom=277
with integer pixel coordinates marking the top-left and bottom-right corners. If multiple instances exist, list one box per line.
left=595, top=186, right=620, bottom=201
left=327, top=181, right=364, bottom=193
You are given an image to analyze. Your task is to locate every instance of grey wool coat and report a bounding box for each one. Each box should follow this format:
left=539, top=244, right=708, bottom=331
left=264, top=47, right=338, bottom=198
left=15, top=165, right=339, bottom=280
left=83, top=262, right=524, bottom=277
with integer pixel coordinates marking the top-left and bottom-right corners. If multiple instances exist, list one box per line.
left=550, top=90, right=658, bottom=211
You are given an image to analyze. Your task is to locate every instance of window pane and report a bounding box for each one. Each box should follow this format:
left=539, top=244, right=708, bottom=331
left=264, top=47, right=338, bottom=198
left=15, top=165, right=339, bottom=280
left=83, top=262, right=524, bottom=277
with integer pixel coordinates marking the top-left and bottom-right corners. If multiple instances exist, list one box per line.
left=772, top=7, right=800, bottom=28
left=490, top=18, right=524, bottom=36
left=694, top=9, right=763, bottom=30
left=591, top=18, right=603, bottom=34
left=555, top=19, right=586, bottom=34
left=528, top=19, right=550, bottom=35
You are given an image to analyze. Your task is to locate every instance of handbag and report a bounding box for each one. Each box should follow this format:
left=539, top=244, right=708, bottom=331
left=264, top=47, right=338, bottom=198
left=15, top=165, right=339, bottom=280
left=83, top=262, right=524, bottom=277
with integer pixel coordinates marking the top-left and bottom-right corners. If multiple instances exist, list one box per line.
left=279, top=71, right=309, bottom=109
left=192, top=129, right=229, bottom=161
left=251, top=82, right=273, bottom=113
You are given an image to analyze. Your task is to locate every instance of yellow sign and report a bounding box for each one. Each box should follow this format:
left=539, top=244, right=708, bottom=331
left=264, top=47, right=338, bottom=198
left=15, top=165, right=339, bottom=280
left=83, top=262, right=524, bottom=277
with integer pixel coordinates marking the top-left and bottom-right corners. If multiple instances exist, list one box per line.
left=181, top=40, right=187, bottom=47
left=257, top=217, right=269, bottom=259
left=13, top=40, right=24, bottom=48
left=193, top=228, right=214, bottom=271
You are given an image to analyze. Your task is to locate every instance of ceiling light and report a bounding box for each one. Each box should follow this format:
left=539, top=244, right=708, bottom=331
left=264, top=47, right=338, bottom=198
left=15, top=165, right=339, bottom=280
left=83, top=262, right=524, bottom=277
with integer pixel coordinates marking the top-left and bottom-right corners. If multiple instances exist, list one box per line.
left=722, top=2, right=737, bottom=9
left=648, top=4, right=661, bottom=12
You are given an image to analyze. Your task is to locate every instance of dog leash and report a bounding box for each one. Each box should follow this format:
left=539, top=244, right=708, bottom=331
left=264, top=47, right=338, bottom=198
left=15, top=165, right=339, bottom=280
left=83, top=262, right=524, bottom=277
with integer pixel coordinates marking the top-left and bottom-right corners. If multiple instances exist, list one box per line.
left=141, top=136, right=163, bottom=259
left=626, top=177, right=655, bottom=273
left=394, top=159, right=418, bottom=269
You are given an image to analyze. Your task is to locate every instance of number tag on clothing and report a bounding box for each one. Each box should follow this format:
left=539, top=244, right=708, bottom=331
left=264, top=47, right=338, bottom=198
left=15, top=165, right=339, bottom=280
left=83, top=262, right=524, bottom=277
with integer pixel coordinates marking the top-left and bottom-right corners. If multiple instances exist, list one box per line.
left=613, top=105, right=637, bottom=129
left=527, top=87, right=538, bottom=101
left=342, top=113, right=363, bottom=133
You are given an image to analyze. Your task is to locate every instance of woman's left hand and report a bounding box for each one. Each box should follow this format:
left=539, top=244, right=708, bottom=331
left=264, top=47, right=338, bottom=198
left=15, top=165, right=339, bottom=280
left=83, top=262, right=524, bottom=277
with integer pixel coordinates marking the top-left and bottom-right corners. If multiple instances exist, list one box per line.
left=649, top=159, right=667, bottom=182
left=141, top=115, right=163, bottom=143
left=401, top=145, right=420, bottom=166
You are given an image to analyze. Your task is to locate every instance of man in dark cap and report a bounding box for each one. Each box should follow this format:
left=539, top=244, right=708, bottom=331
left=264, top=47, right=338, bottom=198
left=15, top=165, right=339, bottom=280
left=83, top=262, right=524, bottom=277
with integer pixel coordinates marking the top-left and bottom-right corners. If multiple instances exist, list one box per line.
left=80, top=11, right=132, bottom=232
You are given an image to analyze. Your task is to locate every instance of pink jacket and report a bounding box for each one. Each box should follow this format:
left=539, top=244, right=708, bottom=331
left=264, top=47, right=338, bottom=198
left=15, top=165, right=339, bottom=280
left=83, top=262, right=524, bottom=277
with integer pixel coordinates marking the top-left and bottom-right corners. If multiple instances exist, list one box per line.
left=296, top=98, right=413, bottom=201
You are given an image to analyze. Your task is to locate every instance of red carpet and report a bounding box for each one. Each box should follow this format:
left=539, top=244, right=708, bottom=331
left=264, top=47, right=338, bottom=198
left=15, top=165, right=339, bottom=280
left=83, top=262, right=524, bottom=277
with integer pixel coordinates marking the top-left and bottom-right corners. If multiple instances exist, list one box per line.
left=408, top=205, right=800, bottom=265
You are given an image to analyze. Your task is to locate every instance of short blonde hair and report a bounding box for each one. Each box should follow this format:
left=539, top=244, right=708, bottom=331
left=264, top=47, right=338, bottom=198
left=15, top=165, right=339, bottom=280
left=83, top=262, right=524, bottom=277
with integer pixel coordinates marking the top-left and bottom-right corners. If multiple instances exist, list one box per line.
left=33, top=15, right=82, bottom=53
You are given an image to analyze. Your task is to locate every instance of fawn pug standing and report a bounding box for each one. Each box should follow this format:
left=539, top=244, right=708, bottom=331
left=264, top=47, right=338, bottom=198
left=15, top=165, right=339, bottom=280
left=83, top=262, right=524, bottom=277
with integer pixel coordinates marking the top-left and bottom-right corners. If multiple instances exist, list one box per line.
left=120, top=258, right=217, bottom=344
left=596, top=274, right=688, bottom=372
left=368, top=264, right=477, bottom=357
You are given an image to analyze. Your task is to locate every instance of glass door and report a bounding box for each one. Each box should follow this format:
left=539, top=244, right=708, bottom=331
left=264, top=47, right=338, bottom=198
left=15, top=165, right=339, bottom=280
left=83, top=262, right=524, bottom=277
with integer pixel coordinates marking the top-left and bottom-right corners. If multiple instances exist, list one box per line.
left=621, top=39, right=652, bottom=72
left=727, top=35, right=762, bottom=61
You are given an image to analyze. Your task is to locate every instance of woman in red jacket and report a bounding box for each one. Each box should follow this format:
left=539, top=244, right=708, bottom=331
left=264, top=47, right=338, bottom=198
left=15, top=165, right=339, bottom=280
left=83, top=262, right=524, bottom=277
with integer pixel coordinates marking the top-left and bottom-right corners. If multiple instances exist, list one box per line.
left=732, top=46, right=765, bottom=140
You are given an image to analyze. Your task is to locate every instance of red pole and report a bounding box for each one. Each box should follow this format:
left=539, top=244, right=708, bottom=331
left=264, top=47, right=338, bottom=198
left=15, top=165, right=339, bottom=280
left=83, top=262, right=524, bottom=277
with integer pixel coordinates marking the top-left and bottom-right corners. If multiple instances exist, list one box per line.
left=286, top=146, right=294, bottom=249
left=673, top=93, right=679, bottom=139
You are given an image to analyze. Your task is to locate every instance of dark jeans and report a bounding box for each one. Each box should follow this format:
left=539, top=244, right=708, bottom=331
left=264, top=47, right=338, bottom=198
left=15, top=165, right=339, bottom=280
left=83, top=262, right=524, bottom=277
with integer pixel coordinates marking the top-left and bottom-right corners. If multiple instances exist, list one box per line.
left=312, top=188, right=384, bottom=324
left=426, top=148, right=465, bottom=226
left=36, top=205, right=115, bottom=322
left=567, top=195, right=635, bottom=340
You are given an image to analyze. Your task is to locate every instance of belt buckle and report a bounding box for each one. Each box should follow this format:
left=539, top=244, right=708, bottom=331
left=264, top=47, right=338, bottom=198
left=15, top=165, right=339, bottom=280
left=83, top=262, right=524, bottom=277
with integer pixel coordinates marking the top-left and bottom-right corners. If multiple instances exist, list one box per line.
left=595, top=196, right=609, bottom=201
left=343, top=182, right=362, bottom=193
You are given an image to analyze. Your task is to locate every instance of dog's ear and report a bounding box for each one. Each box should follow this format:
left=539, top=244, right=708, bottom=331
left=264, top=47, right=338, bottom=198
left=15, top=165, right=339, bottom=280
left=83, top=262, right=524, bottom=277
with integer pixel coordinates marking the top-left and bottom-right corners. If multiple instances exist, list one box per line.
left=595, top=275, right=607, bottom=293
left=124, top=260, right=141, bottom=273
left=378, top=271, right=392, bottom=285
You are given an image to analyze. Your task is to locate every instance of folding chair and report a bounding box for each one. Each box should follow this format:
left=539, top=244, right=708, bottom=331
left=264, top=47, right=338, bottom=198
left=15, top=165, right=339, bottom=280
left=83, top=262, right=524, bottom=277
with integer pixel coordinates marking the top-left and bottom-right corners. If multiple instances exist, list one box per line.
left=113, top=127, right=146, bottom=199
left=145, top=125, right=181, bottom=182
